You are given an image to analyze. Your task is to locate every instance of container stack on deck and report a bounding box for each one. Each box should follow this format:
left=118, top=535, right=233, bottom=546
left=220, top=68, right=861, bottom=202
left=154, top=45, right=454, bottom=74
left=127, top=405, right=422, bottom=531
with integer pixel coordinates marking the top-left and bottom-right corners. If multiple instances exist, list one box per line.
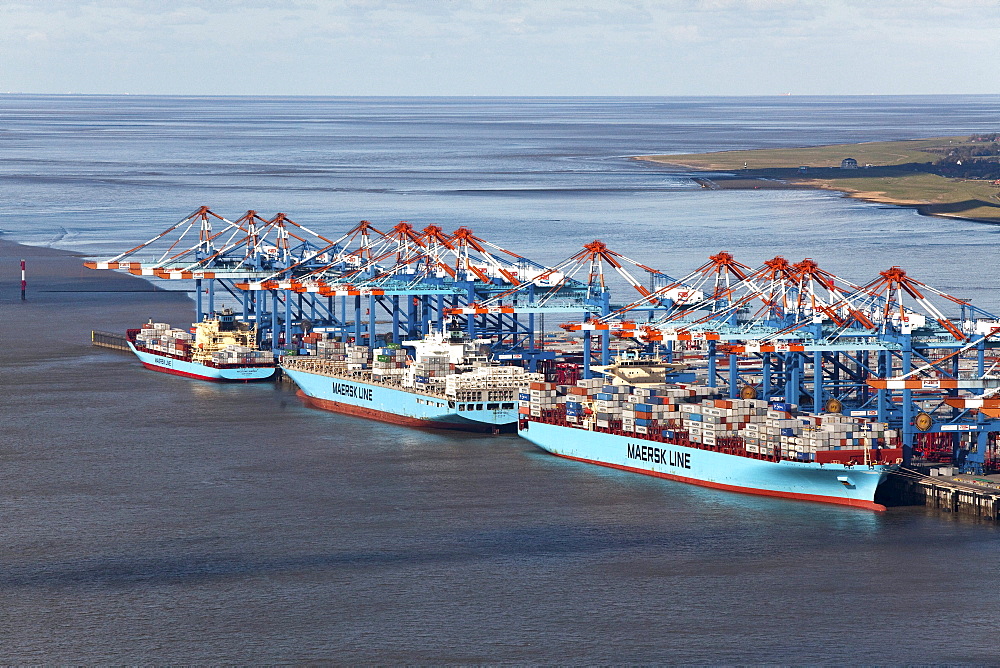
left=295, top=335, right=362, bottom=365
left=211, top=346, right=272, bottom=365
left=587, top=385, right=629, bottom=428
left=521, top=379, right=904, bottom=465
left=372, top=344, right=408, bottom=380
left=411, top=355, right=453, bottom=389
left=446, top=366, right=535, bottom=403
left=315, top=339, right=346, bottom=359
left=300, top=333, right=347, bottom=360
left=346, top=345, right=371, bottom=369
left=519, top=381, right=563, bottom=417
left=790, top=413, right=896, bottom=462
left=134, top=323, right=193, bottom=358
left=563, top=379, right=603, bottom=420
left=684, top=398, right=770, bottom=450
left=561, top=382, right=718, bottom=432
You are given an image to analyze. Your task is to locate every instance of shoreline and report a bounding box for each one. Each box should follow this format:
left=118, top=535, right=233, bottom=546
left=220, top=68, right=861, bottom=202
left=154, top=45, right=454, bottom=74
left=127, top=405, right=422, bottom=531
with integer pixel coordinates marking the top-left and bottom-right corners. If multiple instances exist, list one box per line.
left=635, top=156, right=1000, bottom=225
left=0, top=233, right=195, bottom=296
left=0, top=235, right=194, bottom=356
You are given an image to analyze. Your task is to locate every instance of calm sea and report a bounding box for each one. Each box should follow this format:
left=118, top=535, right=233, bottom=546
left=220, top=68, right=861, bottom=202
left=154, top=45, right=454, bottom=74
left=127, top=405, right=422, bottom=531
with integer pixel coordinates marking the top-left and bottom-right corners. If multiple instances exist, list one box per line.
left=3, top=95, right=1000, bottom=663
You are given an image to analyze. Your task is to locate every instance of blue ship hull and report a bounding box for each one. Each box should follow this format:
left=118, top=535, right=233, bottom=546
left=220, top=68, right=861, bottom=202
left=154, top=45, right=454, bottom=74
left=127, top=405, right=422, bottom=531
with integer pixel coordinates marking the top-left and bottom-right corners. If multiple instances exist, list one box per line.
left=283, top=366, right=519, bottom=432
left=519, top=421, right=891, bottom=510
left=129, top=343, right=276, bottom=382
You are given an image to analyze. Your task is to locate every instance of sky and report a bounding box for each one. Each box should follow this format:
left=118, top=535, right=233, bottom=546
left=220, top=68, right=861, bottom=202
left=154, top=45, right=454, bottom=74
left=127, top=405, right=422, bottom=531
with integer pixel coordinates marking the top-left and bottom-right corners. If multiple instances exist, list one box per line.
left=0, top=0, right=997, bottom=96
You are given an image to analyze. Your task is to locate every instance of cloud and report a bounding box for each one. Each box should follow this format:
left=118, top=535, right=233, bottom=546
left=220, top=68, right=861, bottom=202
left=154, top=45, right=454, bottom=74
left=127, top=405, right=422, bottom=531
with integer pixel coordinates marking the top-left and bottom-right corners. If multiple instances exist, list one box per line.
left=0, top=0, right=997, bottom=94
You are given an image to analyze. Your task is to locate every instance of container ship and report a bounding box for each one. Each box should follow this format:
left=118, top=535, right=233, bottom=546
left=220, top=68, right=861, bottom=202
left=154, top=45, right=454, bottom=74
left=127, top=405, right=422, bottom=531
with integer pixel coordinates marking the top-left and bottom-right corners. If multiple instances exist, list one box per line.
left=127, top=310, right=277, bottom=382
left=517, top=356, right=900, bottom=510
left=281, top=329, right=543, bottom=432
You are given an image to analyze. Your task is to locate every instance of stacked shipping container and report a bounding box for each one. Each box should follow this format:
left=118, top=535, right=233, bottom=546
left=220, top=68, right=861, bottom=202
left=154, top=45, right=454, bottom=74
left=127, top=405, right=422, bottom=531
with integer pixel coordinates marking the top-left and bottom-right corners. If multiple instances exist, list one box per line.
left=135, top=322, right=193, bottom=358
left=211, top=345, right=272, bottom=365
left=447, top=366, right=540, bottom=403
left=372, top=343, right=408, bottom=380
left=521, top=380, right=902, bottom=464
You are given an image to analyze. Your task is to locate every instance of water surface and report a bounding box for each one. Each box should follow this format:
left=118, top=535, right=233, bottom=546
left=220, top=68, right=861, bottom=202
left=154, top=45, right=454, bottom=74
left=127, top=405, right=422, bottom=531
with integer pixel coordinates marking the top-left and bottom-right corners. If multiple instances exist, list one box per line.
left=2, top=96, right=1000, bottom=663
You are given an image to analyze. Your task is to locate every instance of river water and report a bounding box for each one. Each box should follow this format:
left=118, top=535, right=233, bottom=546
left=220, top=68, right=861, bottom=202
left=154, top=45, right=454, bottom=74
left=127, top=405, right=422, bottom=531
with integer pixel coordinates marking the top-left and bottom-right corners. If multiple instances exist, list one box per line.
left=2, top=95, right=1000, bottom=663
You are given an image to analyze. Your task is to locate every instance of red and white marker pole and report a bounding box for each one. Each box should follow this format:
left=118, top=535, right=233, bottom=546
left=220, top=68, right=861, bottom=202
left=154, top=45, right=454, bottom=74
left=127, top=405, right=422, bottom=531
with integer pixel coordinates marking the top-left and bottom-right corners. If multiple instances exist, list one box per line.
left=20, top=259, right=26, bottom=301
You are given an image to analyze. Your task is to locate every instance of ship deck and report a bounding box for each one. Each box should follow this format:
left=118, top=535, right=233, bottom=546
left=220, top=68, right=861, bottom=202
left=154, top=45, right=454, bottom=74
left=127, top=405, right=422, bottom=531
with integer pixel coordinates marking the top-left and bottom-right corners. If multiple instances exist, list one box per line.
left=281, top=358, right=451, bottom=400
left=523, top=412, right=901, bottom=468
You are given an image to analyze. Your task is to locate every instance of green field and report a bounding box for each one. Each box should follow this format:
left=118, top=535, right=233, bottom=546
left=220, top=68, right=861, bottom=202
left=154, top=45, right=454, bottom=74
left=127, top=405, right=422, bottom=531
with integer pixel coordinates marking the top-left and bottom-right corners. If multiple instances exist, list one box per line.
left=645, top=137, right=963, bottom=170
left=640, top=136, right=1000, bottom=223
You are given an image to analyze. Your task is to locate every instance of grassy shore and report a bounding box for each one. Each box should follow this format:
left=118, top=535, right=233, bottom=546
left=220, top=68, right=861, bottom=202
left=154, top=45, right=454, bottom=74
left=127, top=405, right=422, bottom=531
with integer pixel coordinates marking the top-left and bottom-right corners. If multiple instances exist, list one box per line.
left=638, top=137, right=1000, bottom=223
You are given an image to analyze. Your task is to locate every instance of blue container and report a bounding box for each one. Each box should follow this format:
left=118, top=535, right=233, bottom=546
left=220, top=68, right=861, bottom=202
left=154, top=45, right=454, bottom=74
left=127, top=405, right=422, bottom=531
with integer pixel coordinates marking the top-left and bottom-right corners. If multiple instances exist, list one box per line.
left=595, top=393, right=613, bottom=401
left=518, top=393, right=531, bottom=401
left=771, top=402, right=792, bottom=412
left=687, top=413, right=703, bottom=422
left=635, top=403, right=653, bottom=412
left=780, top=427, right=796, bottom=437
left=636, top=418, right=653, bottom=427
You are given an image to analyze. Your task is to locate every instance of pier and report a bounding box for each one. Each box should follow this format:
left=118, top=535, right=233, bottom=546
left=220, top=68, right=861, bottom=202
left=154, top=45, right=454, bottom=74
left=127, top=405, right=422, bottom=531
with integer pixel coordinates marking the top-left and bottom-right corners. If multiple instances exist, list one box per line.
left=91, top=330, right=130, bottom=352
left=884, top=468, right=1000, bottom=519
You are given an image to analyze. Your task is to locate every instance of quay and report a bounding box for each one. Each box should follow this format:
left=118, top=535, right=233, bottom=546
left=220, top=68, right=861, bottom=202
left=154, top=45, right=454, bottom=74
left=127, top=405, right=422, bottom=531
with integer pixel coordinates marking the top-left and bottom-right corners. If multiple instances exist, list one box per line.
left=885, top=468, right=1000, bottom=520
left=91, top=330, right=130, bottom=352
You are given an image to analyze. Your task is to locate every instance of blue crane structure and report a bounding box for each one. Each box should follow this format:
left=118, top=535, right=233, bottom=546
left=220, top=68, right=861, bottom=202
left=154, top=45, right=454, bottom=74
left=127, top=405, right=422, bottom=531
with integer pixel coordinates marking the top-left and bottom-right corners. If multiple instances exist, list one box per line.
left=567, top=253, right=1000, bottom=472
left=87, top=207, right=1000, bottom=472
left=86, top=207, right=610, bottom=367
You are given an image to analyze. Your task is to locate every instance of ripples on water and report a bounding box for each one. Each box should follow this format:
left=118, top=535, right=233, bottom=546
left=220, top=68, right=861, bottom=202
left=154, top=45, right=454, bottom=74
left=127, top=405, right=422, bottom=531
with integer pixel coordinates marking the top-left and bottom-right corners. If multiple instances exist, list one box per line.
left=3, top=96, right=1000, bottom=663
